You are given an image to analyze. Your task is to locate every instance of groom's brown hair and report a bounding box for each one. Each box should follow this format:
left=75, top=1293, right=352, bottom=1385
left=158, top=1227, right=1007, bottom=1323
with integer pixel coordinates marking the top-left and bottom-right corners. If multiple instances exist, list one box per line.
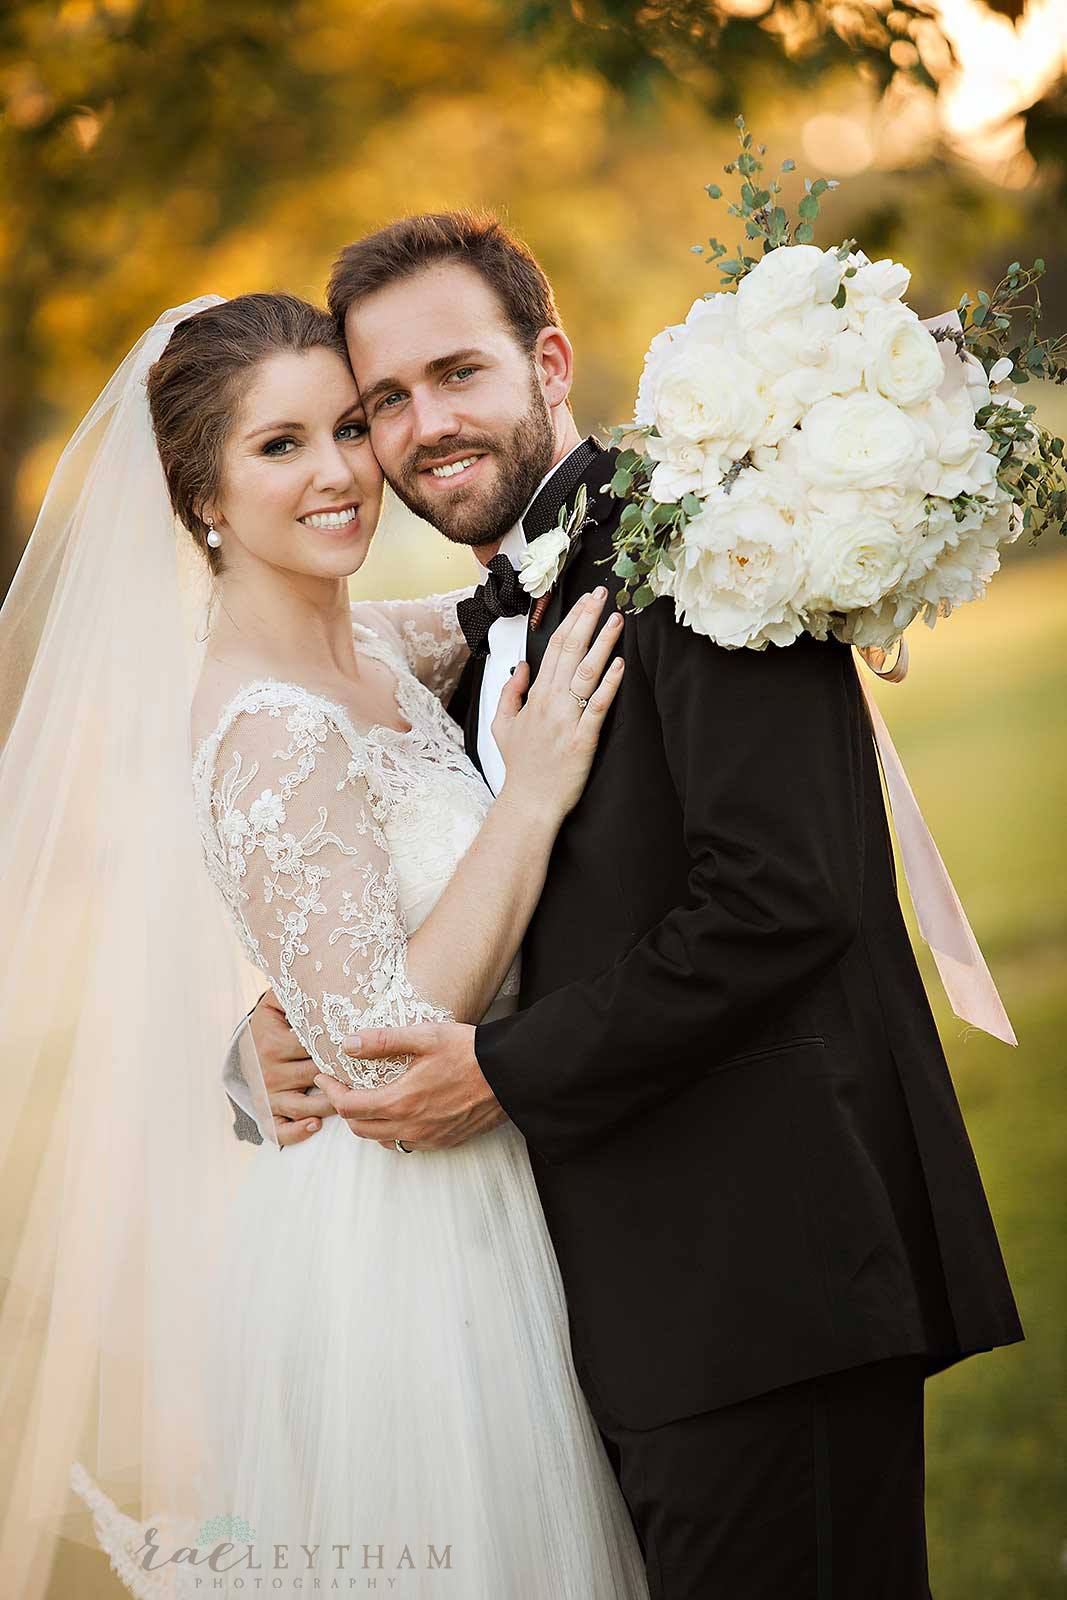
left=326, top=212, right=563, bottom=354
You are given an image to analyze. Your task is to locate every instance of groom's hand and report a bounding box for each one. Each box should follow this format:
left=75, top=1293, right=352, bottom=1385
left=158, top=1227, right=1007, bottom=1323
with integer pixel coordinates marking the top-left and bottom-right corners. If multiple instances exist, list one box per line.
left=313, top=1023, right=506, bottom=1150
left=248, top=989, right=337, bottom=1147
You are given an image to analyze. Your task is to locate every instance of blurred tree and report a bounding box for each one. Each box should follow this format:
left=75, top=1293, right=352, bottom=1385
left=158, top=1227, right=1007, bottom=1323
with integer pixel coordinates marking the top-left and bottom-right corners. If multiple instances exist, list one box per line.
left=1, top=0, right=1063, bottom=594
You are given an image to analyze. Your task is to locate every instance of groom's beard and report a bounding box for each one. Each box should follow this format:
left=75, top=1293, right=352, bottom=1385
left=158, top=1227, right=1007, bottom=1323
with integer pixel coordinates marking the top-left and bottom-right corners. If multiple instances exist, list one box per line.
left=386, top=377, right=556, bottom=548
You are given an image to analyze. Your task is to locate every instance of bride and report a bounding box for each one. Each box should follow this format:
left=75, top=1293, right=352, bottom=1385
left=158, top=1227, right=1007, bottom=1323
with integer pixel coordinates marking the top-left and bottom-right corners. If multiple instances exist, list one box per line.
left=0, top=294, right=645, bottom=1599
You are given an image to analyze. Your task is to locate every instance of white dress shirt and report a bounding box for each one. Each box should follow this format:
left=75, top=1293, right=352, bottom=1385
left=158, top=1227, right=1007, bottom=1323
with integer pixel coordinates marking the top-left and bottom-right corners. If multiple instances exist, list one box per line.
left=475, top=443, right=587, bottom=796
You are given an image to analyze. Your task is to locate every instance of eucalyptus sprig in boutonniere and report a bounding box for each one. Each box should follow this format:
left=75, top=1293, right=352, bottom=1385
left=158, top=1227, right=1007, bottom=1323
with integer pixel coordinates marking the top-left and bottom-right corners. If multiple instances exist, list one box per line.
left=520, top=483, right=591, bottom=629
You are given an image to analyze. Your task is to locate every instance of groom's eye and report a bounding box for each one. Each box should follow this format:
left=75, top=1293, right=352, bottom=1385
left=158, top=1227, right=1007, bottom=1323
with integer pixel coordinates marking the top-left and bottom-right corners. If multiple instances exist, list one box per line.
left=376, top=391, right=406, bottom=413
left=449, top=367, right=477, bottom=382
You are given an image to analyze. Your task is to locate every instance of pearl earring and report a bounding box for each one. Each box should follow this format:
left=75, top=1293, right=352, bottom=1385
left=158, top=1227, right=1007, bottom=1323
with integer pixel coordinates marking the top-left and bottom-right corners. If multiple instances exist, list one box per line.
left=206, top=524, right=222, bottom=550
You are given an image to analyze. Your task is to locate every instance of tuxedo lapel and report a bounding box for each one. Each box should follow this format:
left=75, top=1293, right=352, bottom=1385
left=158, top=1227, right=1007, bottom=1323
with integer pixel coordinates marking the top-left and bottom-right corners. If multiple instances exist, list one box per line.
left=526, top=445, right=621, bottom=681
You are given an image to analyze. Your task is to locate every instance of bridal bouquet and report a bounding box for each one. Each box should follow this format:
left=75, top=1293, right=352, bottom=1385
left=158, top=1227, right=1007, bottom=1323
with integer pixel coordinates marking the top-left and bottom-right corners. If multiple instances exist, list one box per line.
left=607, top=117, right=1067, bottom=651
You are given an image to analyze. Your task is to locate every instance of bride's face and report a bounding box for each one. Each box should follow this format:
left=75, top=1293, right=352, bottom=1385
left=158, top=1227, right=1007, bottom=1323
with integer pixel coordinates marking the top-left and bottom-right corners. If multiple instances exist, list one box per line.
left=207, top=347, right=383, bottom=580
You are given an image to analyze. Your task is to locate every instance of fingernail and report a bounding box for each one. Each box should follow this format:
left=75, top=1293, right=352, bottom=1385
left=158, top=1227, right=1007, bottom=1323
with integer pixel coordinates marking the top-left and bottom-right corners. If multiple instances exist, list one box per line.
left=593, top=586, right=607, bottom=600
left=306, top=1120, right=319, bottom=1132
left=347, top=1036, right=362, bottom=1054
left=314, top=1075, right=327, bottom=1090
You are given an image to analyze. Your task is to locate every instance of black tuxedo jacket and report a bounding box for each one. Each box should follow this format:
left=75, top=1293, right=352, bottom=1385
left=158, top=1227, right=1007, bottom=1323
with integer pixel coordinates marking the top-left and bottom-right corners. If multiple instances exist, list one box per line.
left=452, top=441, right=1022, bottom=1433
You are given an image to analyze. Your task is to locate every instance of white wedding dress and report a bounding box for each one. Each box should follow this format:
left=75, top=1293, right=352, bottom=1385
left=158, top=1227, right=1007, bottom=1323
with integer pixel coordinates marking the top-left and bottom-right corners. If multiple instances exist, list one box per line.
left=73, top=591, right=646, bottom=1598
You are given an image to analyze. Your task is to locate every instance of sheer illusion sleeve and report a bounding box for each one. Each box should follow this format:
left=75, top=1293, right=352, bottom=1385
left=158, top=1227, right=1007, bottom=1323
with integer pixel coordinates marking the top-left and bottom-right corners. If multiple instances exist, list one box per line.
left=201, top=688, right=451, bottom=1087
left=352, top=588, right=473, bottom=704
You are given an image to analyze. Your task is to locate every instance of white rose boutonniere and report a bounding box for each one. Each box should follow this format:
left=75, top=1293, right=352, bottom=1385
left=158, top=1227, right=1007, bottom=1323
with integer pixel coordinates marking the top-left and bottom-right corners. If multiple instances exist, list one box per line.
left=519, top=483, right=589, bottom=601
left=519, top=524, right=571, bottom=599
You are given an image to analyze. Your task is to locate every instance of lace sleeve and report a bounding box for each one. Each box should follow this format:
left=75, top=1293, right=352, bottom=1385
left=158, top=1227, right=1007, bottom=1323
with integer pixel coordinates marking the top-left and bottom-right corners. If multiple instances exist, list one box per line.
left=201, top=689, right=451, bottom=1087
left=352, top=588, right=473, bottom=703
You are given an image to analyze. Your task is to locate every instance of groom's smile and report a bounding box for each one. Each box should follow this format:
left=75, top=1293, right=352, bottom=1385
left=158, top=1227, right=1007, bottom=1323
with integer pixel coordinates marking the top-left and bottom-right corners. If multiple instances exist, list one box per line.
left=424, top=451, right=486, bottom=484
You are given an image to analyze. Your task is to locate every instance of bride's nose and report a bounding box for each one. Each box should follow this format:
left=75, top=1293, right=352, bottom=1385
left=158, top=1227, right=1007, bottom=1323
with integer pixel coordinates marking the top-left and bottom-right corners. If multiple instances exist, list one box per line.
left=310, top=436, right=357, bottom=496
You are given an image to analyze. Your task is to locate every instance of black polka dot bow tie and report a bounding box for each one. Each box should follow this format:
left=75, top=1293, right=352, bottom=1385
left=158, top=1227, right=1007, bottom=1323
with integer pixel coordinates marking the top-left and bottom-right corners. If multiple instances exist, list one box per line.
left=456, top=554, right=532, bottom=660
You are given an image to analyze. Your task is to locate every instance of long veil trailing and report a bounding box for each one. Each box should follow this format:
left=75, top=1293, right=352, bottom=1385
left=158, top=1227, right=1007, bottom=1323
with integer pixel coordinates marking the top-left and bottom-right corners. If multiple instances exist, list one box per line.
left=0, top=301, right=276, bottom=1597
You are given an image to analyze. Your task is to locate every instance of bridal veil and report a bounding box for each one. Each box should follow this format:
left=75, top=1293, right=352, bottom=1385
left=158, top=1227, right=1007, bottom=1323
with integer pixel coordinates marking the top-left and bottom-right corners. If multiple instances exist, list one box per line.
left=0, top=301, right=275, bottom=1596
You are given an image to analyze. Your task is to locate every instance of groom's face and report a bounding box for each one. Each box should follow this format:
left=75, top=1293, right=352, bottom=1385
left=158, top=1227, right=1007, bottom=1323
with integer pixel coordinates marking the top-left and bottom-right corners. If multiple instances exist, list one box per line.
left=343, top=262, right=557, bottom=548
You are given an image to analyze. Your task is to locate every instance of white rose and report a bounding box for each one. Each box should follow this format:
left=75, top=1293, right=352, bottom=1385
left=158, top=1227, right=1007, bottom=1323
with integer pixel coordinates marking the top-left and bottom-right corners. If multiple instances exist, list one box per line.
left=647, top=439, right=727, bottom=505
left=842, top=257, right=912, bottom=328
left=654, top=467, right=807, bottom=650
left=914, top=519, right=1005, bottom=620
left=802, top=501, right=915, bottom=614
left=650, top=340, right=770, bottom=456
left=903, top=492, right=1012, bottom=590
left=840, top=589, right=925, bottom=649
left=634, top=322, right=685, bottom=426
left=861, top=306, right=944, bottom=408
left=793, top=392, right=922, bottom=492
left=682, top=292, right=740, bottom=345
left=519, top=525, right=571, bottom=598
left=735, top=245, right=844, bottom=329
left=909, top=389, right=998, bottom=499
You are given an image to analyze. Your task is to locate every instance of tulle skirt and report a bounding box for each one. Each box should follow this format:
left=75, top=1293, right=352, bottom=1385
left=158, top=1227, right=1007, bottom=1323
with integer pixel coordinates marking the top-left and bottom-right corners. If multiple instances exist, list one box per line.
left=73, top=1114, right=648, bottom=1598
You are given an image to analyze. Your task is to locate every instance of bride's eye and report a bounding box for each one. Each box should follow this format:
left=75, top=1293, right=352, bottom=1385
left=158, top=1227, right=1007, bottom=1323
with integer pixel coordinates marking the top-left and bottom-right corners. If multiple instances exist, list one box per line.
left=262, top=436, right=296, bottom=457
left=337, top=421, right=368, bottom=442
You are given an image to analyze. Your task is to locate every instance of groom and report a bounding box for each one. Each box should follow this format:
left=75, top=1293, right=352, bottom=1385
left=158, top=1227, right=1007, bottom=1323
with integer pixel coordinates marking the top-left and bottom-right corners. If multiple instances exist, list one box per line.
left=236, top=213, right=1021, bottom=1596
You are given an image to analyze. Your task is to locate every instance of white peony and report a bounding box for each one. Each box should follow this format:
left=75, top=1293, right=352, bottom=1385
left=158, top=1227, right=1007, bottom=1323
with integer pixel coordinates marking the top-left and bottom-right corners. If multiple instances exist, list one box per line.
left=654, top=467, right=807, bottom=649
left=739, top=301, right=860, bottom=384
left=842, top=255, right=911, bottom=328
left=802, top=503, right=915, bottom=614
left=519, top=525, right=571, bottom=598
left=735, top=245, right=844, bottom=329
left=791, top=392, right=923, bottom=492
left=650, top=339, right=770, bottom=456
left=861, top=305, right=944, bottom=409
left=804, top=479, right=929, bottom=535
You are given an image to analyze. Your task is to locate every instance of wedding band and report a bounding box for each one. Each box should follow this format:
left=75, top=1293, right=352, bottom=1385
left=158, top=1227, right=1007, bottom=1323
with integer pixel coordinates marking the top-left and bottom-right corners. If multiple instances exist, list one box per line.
left=569, top=689, right=589, bottom=709
left=394, top=1138, right=414, bottom=1154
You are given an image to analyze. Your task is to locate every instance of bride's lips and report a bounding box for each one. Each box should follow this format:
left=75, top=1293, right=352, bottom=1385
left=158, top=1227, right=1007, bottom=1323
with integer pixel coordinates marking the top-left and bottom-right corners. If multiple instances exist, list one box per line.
left=417, top=452, right=489, bottom=491
left=296, top=502, right=362, bottom=538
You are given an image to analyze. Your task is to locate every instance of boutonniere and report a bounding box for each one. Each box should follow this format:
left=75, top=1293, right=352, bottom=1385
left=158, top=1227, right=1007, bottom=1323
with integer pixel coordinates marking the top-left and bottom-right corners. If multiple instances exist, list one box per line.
left=520, top=484, right=590, bottom=629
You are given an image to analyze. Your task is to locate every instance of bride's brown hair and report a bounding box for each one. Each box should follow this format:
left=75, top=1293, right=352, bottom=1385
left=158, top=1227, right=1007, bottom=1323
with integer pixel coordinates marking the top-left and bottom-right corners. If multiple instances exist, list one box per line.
left=147, top=293, right=349, bottom=572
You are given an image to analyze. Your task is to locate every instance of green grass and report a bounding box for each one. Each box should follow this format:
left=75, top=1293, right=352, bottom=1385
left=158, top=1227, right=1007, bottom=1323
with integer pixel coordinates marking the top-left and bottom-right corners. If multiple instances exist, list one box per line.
left=867, top=549, right=1067, bottom=1599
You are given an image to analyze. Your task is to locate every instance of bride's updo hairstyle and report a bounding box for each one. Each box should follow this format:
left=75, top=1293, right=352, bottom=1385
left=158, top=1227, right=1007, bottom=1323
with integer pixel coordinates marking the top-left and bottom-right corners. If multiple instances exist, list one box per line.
left=147, top=293, right=348, bottom=573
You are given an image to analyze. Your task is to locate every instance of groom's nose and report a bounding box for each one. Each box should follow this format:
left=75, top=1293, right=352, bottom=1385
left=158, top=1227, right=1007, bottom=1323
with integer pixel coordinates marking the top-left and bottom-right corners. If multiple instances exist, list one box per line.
left=409, top=386, right=461, bottom=448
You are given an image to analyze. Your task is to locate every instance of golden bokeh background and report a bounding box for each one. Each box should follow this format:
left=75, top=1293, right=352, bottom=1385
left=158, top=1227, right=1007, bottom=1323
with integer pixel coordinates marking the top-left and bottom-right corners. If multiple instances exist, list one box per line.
left=2, top=2, right=1065, bottom=1595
